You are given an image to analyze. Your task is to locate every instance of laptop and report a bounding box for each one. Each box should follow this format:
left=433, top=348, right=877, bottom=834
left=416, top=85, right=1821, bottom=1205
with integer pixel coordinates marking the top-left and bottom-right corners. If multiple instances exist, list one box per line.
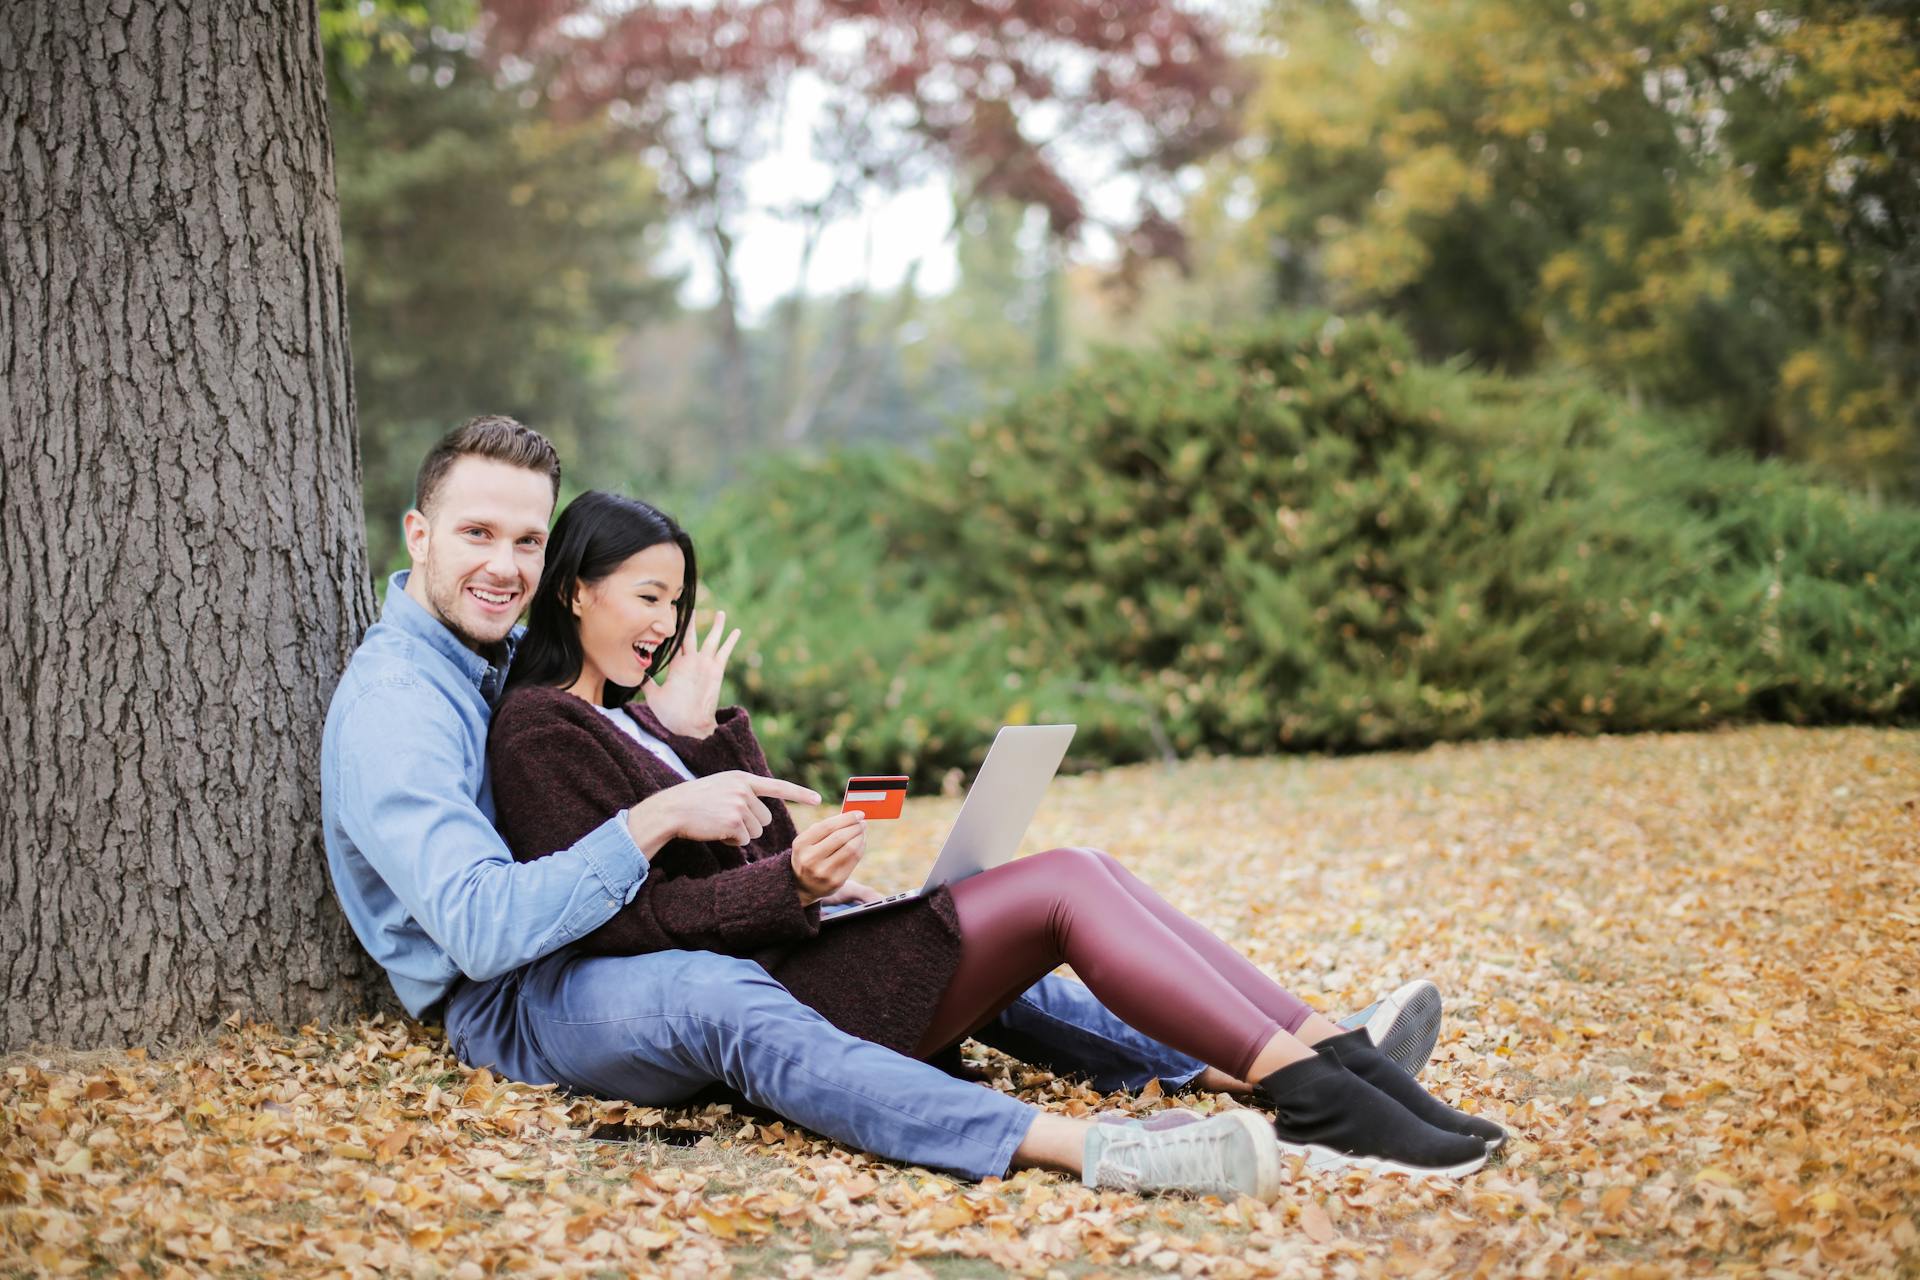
left=818, top=724, right=1076, bottom=925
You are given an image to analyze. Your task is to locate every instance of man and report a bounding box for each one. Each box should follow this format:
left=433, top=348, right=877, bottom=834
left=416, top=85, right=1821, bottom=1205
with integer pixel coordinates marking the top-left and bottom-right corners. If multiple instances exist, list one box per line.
left=321, top=416, right=1444, bottom=1197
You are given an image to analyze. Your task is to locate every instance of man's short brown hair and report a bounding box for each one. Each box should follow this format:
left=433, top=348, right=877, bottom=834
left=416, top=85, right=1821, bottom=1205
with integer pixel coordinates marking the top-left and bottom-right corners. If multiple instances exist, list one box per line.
left=414, top=415, right=562, bottom=516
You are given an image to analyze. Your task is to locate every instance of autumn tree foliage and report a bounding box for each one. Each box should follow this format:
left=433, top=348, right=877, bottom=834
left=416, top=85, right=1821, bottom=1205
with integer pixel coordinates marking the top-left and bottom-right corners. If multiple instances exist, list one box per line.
left=478, top=0, right=1246, bottom=449
left=1241, top=0, right=1919, bottom=496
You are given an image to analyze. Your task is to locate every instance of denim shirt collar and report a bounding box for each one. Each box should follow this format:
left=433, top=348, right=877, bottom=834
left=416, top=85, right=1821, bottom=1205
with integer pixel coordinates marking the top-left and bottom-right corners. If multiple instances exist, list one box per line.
left=384, top=571, right=519, bottom=703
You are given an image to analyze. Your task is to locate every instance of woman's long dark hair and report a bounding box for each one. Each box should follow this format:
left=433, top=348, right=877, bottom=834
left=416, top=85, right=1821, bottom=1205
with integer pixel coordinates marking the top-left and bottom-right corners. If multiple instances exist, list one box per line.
left=506, top=491, right=698, bottom=707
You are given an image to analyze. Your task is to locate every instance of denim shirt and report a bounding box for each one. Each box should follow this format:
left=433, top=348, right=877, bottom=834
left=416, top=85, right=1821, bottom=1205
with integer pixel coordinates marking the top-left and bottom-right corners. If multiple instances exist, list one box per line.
left=321, top=572, right=647, bottom=1017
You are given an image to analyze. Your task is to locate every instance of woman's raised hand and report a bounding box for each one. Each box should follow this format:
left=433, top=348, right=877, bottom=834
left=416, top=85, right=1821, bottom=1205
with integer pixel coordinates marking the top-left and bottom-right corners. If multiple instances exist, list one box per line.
left=791, top=811, right=868, bottom=907
left=643, top=609, right=741, bottom=738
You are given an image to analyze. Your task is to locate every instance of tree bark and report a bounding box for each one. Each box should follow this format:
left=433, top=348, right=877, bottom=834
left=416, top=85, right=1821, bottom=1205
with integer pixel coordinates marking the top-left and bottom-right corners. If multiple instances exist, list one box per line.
left=0, top=1, right=383, bottom=1050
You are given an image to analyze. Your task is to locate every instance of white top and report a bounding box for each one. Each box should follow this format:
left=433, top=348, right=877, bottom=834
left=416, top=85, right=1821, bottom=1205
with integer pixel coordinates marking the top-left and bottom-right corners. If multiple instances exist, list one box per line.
left=595, top=704, right=696, bottom=781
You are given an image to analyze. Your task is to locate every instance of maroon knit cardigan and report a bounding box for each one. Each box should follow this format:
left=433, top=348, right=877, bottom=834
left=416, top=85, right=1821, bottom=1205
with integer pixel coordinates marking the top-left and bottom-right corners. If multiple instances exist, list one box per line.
left=486, top=684, right=963, bottom=1057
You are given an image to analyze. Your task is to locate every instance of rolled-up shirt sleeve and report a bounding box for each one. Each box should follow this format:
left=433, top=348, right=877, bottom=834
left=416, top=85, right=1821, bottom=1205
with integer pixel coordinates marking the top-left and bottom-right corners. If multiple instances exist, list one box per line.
left=333, top=681, right=647, bottom=982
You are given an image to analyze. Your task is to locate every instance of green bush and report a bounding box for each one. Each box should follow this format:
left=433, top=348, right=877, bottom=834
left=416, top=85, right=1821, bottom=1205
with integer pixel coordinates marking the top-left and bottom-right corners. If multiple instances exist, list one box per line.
left=1634, top=450, right=1920, bottom=723
left=689, top=314, right=1917, bottom=788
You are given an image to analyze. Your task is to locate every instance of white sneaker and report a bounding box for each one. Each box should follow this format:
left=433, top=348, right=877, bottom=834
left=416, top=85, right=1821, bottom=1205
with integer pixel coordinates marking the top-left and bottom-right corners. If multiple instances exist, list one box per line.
left=1083, top=1109, right=1281, bottom=1201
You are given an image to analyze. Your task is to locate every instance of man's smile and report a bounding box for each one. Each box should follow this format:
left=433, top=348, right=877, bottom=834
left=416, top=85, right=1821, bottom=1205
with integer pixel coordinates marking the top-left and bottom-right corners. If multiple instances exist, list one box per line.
left=466, top=583, right=520, bottom=610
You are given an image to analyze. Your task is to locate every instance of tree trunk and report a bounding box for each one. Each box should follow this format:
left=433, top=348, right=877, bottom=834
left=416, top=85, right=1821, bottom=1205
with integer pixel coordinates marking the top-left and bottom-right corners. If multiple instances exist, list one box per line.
left=0, top=1, right=383, bottom=1050
left=705, top=216, right=760, bottom=466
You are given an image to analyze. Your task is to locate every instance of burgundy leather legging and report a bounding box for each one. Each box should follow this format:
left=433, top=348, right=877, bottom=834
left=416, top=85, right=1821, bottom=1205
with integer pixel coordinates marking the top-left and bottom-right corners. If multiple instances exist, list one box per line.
left=912, top=847, right=1314, bottom=1080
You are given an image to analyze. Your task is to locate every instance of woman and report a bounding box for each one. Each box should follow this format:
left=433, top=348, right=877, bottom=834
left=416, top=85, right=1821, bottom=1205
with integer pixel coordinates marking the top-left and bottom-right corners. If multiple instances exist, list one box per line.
left=489, top=492, right=1504, bottom=1179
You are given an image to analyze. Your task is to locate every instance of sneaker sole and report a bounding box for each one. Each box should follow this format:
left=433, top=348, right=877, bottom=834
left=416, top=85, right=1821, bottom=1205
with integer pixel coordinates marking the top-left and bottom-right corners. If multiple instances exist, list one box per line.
left=1364, top=979, right=1443, bottom=1079
left=1274, top=1136, right=1487, bottom=1180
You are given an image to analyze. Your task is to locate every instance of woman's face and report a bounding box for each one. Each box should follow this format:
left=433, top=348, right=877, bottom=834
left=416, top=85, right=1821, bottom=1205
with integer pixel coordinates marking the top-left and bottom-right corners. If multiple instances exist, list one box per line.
left=572, top=542, right=686, bottom=691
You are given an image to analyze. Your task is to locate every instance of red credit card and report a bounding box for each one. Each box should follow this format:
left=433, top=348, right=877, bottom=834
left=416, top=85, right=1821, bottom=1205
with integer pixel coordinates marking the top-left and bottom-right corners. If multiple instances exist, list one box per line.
left=841, top=776, right=908, bottom=820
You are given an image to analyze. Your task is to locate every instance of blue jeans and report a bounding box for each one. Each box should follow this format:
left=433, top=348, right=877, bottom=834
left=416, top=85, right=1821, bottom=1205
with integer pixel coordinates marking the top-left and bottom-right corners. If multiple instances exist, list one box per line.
left=975, top=971, right=1207, bottom=1093
left=446, top=949, right=1205, bottom=1181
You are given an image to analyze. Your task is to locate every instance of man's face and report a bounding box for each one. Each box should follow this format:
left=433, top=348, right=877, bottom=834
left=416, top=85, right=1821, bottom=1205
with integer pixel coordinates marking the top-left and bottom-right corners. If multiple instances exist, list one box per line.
left=402, top=457, right=553, bottom=652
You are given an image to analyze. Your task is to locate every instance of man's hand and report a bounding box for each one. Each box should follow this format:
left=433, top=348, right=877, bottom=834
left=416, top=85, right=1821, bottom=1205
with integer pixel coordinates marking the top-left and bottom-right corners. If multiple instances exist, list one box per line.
left=792, top=811, right=867, bottom=906
left=624, top=770, right=820, bottom=858
left=643, top=609, right=741, bottom=738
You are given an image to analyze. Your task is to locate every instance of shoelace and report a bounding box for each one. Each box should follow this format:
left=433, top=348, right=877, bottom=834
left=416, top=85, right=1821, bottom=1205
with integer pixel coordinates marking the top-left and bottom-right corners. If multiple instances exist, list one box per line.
left=1094, top=1124, right=1234, bottom=1194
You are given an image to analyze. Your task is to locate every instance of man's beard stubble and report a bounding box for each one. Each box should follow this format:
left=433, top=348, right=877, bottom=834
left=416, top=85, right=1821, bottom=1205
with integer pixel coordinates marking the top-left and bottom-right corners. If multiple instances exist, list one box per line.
left=423, top=561, right=516, bottom=655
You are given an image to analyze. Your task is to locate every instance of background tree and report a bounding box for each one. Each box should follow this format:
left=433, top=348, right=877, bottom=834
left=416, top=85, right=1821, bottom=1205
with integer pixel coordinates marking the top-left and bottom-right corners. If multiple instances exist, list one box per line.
left=1, top=2, right=378, bottom=1048
left=1239, top=0, right=1919, bottom=495
left=331, top=32, right=678, bottom=572
left=479, top=0, right=1246, bottom=457
left=609, top=201, right=1072, bottom=482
